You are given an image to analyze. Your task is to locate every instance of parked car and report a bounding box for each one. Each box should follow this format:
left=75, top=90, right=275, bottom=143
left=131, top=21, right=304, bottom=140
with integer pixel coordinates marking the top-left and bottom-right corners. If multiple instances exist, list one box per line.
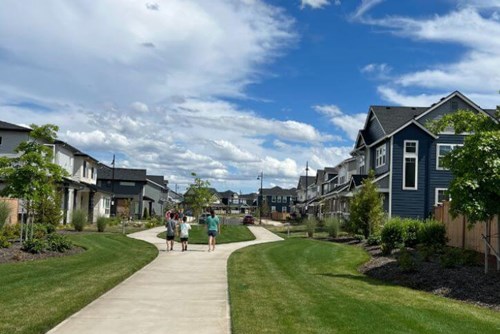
left=242, top=215, right=255, bottom=225
left=199, top=213, right=210, bottom=224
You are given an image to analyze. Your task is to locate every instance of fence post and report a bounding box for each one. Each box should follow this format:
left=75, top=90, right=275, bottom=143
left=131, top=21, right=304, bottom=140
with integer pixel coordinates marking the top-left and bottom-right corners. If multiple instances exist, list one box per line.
left=485, top=221, right=490, bottom=274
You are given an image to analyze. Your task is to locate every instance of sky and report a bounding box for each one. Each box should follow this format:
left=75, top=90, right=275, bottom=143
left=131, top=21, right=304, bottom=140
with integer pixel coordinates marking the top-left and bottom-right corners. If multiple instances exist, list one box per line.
left=1, top=0, right=499, bottom=194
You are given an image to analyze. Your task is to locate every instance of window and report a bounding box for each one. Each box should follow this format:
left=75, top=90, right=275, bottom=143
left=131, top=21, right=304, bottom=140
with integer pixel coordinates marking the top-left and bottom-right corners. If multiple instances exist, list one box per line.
left=104, top=198, right=111, bottom=215
left=358, top=154, right=365, bottom=173
left=403, top=140, right=418, bottom=190
left=271, top=196, right=276, bottom=203
left=375, top=144, right=386, bottom=168
left=0, top=136, right=2, bottom=145
left=282, top=206, right=287, bottom=213
left=277, top=196, right=281, bottom=203
left=120, top=181, right=135, bottom=186
left=437, top=144, right=461, bottom=170
left=271, top=206, right=276, bottom=212
left=283, top=196, right=288, bottom=203
left=435, top=188, right=450, bottom=205
left=83, top=160, right=88, bottom=178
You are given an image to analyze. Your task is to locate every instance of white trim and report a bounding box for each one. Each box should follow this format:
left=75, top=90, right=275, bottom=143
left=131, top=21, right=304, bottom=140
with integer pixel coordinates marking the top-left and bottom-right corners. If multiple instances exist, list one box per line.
left=375, top=144, right=386, bottom=168
left=389, top=136, right=393, bottom=218
left=415, top=91, right=491, bottom=121
left=435, top=188, right=449, bottom=206
left=402, top=140, right=419, bottom=190
left=436, top=143, right=462, bottom=170
left=373, top=172, right=390, bottom=183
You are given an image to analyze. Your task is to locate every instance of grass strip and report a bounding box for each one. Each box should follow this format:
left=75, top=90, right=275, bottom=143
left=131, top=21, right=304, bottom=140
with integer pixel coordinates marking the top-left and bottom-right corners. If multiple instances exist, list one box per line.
left=157, top=224, right=255, bottom=244
left=228, top=238, right=500, bottom=334
left=0, top=233, right=158, bottom=334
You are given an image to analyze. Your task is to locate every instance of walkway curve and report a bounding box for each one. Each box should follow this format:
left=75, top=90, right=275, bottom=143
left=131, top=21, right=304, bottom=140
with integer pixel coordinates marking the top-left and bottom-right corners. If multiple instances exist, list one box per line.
left=47, top=225, right=283, bottom=334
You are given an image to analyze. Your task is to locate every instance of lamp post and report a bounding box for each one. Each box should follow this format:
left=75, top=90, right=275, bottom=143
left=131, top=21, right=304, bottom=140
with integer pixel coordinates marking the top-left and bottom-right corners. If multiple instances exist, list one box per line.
left=257, top=171, right=263, bottom=224
left=304, top=161, right=309, bottom=216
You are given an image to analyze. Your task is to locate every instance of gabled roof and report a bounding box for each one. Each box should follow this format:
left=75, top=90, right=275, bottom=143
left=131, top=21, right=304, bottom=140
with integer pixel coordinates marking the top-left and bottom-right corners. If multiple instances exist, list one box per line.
left=146, top=175, right=166, bottom=188
left=315, top=170, right=325, bottom=185
left=261, top=186, right=297, bottom=196
left=218, top=190, right=238, bottom=198
left=484, top=109, right=498, bottom=119
left=370, top=106, right=427, bottom=135
left=297, top=176, right=315, bottom=190
left=0, top=120, right=31, bottom=132
left=55, top=140, right=99, bottom=163
left=97, top=164, right=147, bottom=182
left=349, top=175, right=368, bottom=190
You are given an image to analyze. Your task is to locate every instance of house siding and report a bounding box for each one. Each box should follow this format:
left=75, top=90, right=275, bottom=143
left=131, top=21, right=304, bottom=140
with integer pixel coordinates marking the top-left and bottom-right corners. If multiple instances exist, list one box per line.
left=426, top=134, right=465, bottom=211
left=0, top=131, right=30, bottom=155
left=418, top=96, right=478, bottom=125
left=366, top=116, right=385, bottom=141
left=371, top=140, right=390, bottom=175
left=391, top=124, right=434, bottom=219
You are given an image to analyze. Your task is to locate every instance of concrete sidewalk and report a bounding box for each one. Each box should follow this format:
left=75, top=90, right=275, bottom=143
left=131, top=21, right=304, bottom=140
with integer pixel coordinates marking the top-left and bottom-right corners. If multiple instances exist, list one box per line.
left=47, top=226, right=282, bottom=334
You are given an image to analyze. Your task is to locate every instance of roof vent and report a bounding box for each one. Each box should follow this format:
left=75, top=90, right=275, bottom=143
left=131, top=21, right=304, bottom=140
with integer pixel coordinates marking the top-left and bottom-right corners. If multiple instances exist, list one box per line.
left=411, top=107, right=416, bottom=110
left=440, top=97, right=445, bottom=101
left=385, top=106, right=391, bottom=109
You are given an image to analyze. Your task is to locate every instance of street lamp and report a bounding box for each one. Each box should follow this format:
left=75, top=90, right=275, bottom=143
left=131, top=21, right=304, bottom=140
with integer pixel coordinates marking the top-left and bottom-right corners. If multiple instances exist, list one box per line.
left=257, top=171, right=263, bottom=224
left=304, top=161, right=309, bottom=216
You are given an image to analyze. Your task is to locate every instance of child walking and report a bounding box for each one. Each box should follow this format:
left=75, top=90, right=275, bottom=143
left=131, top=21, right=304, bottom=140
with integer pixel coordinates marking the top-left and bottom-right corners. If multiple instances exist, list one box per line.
left=179, top=216, right=191, bottom=251
left=165, top=212, right=177, bottom=251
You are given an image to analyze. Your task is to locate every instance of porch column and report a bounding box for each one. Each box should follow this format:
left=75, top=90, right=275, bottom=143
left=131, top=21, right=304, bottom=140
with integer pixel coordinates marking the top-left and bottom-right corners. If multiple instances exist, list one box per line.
left=67, top=188, right=75, bottom=224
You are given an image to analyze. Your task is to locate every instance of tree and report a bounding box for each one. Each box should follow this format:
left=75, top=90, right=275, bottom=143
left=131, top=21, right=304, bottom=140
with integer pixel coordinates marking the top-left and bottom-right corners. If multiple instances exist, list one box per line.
left=430, top=108, right=499, bottom=273
left=0, top=124, right=67, bottom=239
left=429, top=109, right=499, bottom=224
left=349, top=170, right=384, bottom=238
left=183, top=173, right=212, bottom=220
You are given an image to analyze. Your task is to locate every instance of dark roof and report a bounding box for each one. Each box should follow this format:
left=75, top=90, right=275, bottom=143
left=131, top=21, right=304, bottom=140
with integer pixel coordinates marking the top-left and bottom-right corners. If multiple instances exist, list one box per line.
left=239, top=193, right=257, bottom=200
left=323, top=167, right=338, bottom=174
left=54, top=140, right=98, bottom=162
left=97, top=164, right=147, bottom=182
left=262, top=186, right=297, bottom=196
left=218, top=190, right=238, bottom=198
left=484, top=109, right=498, bottom=119
left=297, top=176, right=315, bottom=189
left=0, top=120, right=31, bottom=132
left=351, top=175, right=368, bottom=188
left=370, top=106, right=427, bottom=135
left=147, top=175, right=166, bottom=187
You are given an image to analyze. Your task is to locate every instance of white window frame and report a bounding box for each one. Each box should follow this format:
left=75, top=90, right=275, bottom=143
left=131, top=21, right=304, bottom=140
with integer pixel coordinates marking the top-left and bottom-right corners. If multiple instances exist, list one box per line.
left=375, top=144, right=386, bottom=168
left=281, top=206, right=287, bottom=213
left=271, top=206, right=276, bottom=212
left=435, top=188, right=450, bottom=206
left=436, top=144, right=461, bottom=170
left=271, top=196, right=276, bottom=203
left=402, top=140, right=418, bottom=190
left=277, top=196, right=281, bottom=203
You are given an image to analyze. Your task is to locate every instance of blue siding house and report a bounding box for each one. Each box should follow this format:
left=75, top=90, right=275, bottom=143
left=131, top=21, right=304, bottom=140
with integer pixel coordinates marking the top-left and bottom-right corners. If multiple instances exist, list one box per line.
left=348, top=91, right=497, bottom=219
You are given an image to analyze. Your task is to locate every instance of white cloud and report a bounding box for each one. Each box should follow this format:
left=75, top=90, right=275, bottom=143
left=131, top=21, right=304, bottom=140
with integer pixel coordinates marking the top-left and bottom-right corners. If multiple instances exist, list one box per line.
left=131, top=102, right=149, bottom=113
left=313, top=104, right=365, bottom=140
left=301, top=0, right=330, bottom=9
left=357, top=3, right=500, bottom=108
left=352, top=0, right=384, bottom=19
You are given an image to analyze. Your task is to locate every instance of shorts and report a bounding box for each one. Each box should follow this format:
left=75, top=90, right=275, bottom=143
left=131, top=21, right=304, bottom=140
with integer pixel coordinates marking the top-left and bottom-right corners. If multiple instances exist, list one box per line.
left=166, top=235, right=175, bottom=241
left=208, top=230, right=218, bottom=237
left=180, top=237, right=188, bottom=242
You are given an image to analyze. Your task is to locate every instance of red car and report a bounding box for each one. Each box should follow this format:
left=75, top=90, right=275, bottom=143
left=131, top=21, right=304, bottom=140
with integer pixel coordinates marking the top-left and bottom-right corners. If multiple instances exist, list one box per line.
left=242, top=215, right=255, bottom=225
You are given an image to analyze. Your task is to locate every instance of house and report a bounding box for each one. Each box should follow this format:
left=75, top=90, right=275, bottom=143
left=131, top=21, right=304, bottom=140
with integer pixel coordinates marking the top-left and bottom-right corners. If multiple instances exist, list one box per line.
left=338, top=91, right=497, bottom=219
left=52, top=140, right=106, bottom=224
left=97, top=165, right=148, bottom=219
left=294, top=176, right=315, bottom=214
left=144, top=175, right=169, bottom=217
left=258, top=186, right=297, bottom=216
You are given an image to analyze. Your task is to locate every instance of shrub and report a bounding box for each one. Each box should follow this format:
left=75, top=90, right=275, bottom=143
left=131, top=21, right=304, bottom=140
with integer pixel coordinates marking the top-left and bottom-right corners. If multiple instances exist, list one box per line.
left=402, top=219, right=422, bottom=247
left=47, top=233, right=73, bottom=252
left=145, top=220, right=156, bottom=229
left=380, top=243, right=392, bottom=256
left=325, top=217, right=340, bottom=238
left=22, top=238, right=48, bottom=254
left=398, top=247, right=417, bottom=272
left=306, top=217, right=317, bottom=238
left=106, top=217, right=121, bottom=226
left=337, top=231, right=349, bottom=238
left=418, top=220, right=447, bottom=247
left=72, top=209, right=87, bottom=232
left=381, top=218, right=405, bottom=253
left=417, top=244, right=442, bottom=261
left=353, top=234, right=364, bottom=242
left=96, top=216, right=107, bottom=232
left=0, top=201, right=11, bottom=230
left=0, top=235, right=11, bottom=248
left=32, top=224, right=48, bottom=239
left=439, top=247, right=463, bottom=268
left=0, top=223, right=20, bottom=240
left=366, top=234, right=381, bottom=246
left=143, top=207, right=149, bottom=219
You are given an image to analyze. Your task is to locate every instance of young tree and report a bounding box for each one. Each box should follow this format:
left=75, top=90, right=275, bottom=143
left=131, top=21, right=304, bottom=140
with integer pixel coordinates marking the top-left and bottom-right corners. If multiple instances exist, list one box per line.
left=0, top=124, right=67, bottom=239
left=430, top=109, right=500, bottom=272
left=183, top=173, right=212, bottom=220
left=349, top=170, right=384, bottom=238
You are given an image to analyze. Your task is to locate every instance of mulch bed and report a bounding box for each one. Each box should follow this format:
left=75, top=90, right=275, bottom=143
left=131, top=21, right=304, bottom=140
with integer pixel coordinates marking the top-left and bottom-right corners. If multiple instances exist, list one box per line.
left=0, top=241, right=85, bottom=264
left=357, top=243, right=500, bottom=311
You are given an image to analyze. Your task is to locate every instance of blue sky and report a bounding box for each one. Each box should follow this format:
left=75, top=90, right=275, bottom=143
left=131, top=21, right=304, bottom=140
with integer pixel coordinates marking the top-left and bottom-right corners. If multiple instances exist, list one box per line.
left=0, top=0, right=499, bottom=193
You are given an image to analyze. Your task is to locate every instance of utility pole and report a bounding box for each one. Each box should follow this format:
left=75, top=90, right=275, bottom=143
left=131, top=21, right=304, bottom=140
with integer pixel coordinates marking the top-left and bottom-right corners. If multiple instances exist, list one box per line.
left=257, top=172, right=263, bottom=224
left=305, top=161, right=309, bottom=216
left=111, top=154, right=115, bottom=217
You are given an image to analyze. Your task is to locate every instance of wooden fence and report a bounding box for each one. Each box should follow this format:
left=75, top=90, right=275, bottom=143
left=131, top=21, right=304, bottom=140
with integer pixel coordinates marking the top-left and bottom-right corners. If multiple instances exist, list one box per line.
left=0, top=197, right=19, bottom=225
left=434, top=201, right=499, bottom=254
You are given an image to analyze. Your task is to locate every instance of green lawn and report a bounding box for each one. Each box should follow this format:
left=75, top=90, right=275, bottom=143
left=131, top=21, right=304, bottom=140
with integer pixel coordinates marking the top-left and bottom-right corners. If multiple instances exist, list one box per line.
left=266, top=224, right=330, bottom=239
left=228, top=238, right=500, bottom=334
left=0, top=233, right=158, bottom=334
left=157, top=224, right=255, bottom=244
